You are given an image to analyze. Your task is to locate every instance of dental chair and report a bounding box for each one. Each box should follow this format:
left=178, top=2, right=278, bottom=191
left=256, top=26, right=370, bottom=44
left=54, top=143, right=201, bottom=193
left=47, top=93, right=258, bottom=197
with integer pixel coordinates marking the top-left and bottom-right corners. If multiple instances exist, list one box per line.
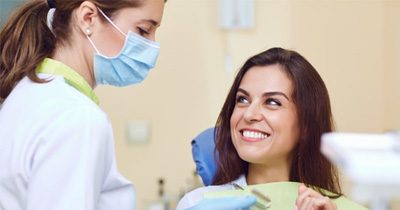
left=191, top=127, right=218, bottom=186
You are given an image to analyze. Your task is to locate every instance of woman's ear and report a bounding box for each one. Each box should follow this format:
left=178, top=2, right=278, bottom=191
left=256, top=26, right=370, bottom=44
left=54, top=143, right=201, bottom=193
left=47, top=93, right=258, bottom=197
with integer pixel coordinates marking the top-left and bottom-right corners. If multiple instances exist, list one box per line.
left=75, top=1, right=99, bottom=36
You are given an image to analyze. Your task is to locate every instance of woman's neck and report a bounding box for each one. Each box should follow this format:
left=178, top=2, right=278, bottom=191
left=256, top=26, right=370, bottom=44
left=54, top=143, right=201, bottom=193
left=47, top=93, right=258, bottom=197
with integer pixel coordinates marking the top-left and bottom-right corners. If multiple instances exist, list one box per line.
left=51, top=41, right=95, bottom=88
left=246, top=160, right=291, bottom=185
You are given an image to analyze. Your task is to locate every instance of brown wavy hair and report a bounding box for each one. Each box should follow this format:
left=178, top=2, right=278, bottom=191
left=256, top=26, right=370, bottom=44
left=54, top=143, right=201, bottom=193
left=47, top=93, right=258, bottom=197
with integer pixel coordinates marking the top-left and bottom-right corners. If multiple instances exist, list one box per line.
left=213, top=47, right=342, bottom=198
left=0, top=0, right=146, bottom=103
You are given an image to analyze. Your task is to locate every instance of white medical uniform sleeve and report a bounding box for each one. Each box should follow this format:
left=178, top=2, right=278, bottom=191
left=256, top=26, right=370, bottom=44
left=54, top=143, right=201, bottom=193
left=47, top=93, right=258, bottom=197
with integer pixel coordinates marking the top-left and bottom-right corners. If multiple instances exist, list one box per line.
left=26, top=106, right=113, bottom=210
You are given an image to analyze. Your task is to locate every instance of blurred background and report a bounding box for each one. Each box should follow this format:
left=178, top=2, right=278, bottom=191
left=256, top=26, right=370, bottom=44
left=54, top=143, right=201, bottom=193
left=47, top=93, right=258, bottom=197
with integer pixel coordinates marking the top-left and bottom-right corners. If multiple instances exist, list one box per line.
left=1, top=0, right=400, bottom=209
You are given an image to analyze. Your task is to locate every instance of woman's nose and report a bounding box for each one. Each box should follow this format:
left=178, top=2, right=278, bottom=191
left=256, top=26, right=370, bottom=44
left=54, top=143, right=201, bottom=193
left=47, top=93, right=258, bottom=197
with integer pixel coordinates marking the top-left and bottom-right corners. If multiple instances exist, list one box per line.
left=243, top=102, right=263, bottom=122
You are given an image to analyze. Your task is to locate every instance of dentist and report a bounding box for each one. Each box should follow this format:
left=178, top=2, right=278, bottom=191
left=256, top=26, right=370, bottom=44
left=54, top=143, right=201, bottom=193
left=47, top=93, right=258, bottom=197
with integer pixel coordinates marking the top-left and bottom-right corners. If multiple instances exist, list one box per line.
left=0, top=0, right=255, bottom=209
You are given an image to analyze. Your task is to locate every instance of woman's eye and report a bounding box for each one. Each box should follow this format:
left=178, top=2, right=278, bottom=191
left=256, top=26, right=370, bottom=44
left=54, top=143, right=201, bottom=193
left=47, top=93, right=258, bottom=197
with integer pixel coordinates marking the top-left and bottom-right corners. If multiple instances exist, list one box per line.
left=266, top=98, right=281, bottom=106
left=137, top=27, right=149, bottom=36
left=236, top=95, right=249, bottom=104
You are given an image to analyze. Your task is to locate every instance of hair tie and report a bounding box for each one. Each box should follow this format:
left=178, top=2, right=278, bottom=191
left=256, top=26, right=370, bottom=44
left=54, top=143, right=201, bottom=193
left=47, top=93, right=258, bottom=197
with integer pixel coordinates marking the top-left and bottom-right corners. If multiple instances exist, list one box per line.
left=47, top=0, right=57, bottom=9
left=47, top=8, right=56, bottom=34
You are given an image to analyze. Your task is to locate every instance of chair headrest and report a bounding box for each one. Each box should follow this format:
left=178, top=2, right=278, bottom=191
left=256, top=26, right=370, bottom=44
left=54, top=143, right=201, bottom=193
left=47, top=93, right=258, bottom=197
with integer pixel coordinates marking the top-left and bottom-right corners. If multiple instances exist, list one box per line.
left=191, top=127, right=218, bottom=186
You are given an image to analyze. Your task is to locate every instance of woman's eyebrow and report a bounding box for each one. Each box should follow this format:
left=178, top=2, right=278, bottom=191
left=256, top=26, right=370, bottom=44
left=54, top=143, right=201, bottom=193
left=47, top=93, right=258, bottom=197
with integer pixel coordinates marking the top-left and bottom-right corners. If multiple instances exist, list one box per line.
left=263, top=92, right=290, bottom=100
left=237, top=88, right=249, bottom=96
left=238, top=88, right=290, bottom=101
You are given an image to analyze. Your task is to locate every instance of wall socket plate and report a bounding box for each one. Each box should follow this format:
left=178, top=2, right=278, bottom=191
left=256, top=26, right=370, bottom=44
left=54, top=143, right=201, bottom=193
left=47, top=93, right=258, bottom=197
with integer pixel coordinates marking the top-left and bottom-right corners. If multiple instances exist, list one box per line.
left=125, top=121, right=150, bottom=145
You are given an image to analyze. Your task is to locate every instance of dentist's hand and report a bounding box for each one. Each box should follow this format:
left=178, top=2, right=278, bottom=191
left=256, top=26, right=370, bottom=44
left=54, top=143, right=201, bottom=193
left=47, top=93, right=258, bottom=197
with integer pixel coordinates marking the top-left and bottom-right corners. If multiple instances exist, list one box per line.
left=186, top=195, right=257, bottom=210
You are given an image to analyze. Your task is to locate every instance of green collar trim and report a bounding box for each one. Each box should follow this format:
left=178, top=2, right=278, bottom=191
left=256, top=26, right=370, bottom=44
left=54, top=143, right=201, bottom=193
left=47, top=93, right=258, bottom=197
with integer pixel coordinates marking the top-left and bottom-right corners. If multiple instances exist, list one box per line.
left=36, top=58, right=99, bottom=105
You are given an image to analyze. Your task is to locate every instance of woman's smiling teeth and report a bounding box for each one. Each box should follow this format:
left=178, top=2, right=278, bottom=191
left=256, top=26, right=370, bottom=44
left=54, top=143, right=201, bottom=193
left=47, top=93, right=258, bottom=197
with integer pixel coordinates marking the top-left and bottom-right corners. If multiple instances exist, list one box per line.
left=241, top=130, right=269, bottom=140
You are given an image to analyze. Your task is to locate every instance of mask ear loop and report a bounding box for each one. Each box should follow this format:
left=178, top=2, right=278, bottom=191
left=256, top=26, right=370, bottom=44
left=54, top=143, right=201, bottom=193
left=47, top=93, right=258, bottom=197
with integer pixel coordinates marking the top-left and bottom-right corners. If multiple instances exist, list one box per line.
left=97, top=8, right=127, bottom=37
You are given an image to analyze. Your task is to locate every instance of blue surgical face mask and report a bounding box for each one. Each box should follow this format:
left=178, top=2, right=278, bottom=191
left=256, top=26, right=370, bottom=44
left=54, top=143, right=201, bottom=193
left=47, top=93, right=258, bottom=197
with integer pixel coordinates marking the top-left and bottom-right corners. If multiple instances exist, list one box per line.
left=86, top=8, right=160, bottom=87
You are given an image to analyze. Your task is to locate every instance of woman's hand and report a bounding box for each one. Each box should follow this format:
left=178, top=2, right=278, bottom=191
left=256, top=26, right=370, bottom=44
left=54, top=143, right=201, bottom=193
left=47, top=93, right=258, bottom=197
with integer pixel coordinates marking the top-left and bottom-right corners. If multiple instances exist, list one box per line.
left=295, top=184, right=337, bottom=210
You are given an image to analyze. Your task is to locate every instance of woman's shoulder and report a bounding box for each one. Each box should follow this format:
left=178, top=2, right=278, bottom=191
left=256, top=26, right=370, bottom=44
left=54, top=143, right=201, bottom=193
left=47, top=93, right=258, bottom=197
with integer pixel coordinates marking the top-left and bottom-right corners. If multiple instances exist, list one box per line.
left=9, top=75, right=106, bottom=119
left=37, top=74, right=100, bottom=108
left=0, top=75, right=110, bottom=141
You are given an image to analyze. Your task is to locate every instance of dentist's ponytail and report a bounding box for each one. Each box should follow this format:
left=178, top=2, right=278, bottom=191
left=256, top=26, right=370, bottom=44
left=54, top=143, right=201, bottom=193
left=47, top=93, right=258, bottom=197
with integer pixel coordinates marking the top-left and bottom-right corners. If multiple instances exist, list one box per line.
left=0, top=0, right=55, bottom=103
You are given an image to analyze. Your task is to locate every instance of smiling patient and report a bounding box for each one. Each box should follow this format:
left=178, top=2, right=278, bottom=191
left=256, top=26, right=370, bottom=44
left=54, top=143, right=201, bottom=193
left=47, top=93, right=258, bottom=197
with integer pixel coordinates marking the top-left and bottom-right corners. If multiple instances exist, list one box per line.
left=177, top=47, right=344, bottom=210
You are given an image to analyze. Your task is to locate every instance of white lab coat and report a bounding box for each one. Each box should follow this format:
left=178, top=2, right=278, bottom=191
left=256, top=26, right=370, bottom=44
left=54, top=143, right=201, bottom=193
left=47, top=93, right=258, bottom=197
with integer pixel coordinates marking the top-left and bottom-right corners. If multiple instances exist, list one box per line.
left=0, top=74, right=135, bottom=210
left=176, top=175, right=247, bottom=210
